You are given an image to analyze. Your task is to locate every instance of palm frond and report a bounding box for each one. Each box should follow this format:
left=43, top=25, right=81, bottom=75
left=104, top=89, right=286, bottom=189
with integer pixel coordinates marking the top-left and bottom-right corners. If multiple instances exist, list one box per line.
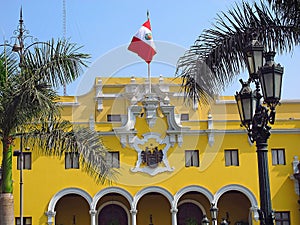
left=24, top=117, right=116, bottom=184
left=176, top=0, right=300, bottom=103
left=267, top=0, right=300, bottom=25
left=23, top=38, right=90, bottom=88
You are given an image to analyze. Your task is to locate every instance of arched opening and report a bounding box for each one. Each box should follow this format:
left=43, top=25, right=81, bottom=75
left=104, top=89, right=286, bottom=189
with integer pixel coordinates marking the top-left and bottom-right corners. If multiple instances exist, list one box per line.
left=177, top=202, right=203, bottom=225
left=55, top=194, right=90, bottom=225
left=217, top=190, right=251, bottom=225
left=176, top=191, right=210, bottom=225
left=137, top=192, right=171, bottom=225
left=96, top=193, right=130, bottom=225
left=98, top=203, right=128, bottom=225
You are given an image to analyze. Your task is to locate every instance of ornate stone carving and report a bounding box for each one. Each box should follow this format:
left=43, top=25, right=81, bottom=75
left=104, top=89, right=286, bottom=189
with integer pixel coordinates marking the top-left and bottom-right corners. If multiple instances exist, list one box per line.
left=130, top=132, right=174, bottom=176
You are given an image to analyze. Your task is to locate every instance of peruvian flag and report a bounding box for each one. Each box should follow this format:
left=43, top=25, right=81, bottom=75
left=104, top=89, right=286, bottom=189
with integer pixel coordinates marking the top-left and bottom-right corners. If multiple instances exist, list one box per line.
left=128, top=18, right=156, bottom=64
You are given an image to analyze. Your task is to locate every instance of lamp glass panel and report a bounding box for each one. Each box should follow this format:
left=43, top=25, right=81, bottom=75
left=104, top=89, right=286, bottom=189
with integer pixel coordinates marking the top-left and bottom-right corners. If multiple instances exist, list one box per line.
left=253, top=50, right=263, bottom=73
left=274, top=72, right=282, bottom=99
left=261, top=72, right=273, bottom=99
left=236, top=96, right=244, bottom=121
left=242, top=97, right=252, bottom=122
left=247, top=55, right=254, bottom=75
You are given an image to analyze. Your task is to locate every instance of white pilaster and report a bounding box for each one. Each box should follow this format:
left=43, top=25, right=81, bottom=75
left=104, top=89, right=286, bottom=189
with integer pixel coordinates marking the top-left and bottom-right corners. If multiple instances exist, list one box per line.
left=171, top=208, right=178, bottom=225
left=45, top=211, right=56, bottom=225
left=89, top=209, right=97, bottom=225
left=130, top=209, right=137, bottom=225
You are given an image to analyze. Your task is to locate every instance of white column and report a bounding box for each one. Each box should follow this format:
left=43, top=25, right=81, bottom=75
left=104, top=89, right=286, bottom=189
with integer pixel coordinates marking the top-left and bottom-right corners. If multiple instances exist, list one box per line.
left=45, top=211, right=56, bottom=225
left=171, top=208, right=178, bottom=225
left=130, top=209, right=137, bottom=225
left=89, top=209, right=97, bottom=225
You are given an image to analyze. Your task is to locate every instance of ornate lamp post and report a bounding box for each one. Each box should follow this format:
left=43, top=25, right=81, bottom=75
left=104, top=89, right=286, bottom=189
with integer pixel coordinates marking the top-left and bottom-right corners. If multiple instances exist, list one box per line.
left=201, top=204, right=218, bottom=225
left=235, top=37, right=284, bottom=225
left=202, top=215, right=210, bottom=225
left=0, top=8, right=43, bottom=225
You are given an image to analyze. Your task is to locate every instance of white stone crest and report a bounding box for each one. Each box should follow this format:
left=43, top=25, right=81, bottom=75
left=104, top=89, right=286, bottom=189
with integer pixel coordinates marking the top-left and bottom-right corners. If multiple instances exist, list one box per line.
left=130, top=132, right=174, bottom=176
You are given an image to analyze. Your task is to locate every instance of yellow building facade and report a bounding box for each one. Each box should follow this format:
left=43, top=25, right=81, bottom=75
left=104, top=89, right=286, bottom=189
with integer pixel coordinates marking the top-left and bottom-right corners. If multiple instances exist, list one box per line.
left=2, top=76, right=300, bottom=225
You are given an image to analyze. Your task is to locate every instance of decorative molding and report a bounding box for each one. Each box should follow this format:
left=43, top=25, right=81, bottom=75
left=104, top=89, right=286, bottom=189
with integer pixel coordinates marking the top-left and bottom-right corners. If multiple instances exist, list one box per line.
left=95, top=78, right=103, bottom=111
left=92, top=186, right=133, bottom=210
left=89, top=115, right=95, bottom=131
left=46, top=187, right=92, bottom=224
left=132, top=186, right=173, bottom=211
left=161, top=105, right=190, bottom=147
left=214, top=184, right=259, bottom=222
left=47, top=187, right=92, bottom=213
left=173, top=185, right=214, bottom=208
left=130, top=132, right=174, bottom=176
left=113, top=105, right=142, bottom=148
left=142, top=94, right=159, bottom=128
left=207, top=113, right=214, bottom=146
left=290, top=156, right=300, bottom=195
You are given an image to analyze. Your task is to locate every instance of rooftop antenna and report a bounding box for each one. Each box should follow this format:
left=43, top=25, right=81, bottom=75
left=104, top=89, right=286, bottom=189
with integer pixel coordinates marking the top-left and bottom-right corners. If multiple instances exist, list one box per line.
left=62, top=0, right=67, bottom=95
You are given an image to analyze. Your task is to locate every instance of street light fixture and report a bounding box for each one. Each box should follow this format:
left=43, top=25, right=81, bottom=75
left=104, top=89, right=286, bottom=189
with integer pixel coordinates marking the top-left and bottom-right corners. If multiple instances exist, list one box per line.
left=0, top=8, right=42, bottom=225
left=201, top=215, right=210, bottom=225
left=244, top=38, right=264, bottom=79
left=210, top=204, right=218, bottom=225
left=13, top=136, right=30, bottom=225
left=235, top=36, right=284, bottom=225
left=220, top=218, right=229, bottom=225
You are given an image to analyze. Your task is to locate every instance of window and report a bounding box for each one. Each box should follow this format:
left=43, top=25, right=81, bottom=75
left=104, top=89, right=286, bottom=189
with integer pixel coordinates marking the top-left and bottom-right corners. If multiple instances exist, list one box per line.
left=17, top=152, right=32, bottom=170
left=65, top=152, right=79, bottom=169
left=107, top=114, right=121, bottom=122
left=274, top=211, right=290, bottom=225
left=181, top=114, right=189, bottom=121
left=272, top=149, right=286, bottom=165
left=107, top=151, right=120, bottom=168
left=225, top=149, right=239, bottom=166
left=185, top=150, right=199, bottom=167
left=15, top=217, right=32, bottom=225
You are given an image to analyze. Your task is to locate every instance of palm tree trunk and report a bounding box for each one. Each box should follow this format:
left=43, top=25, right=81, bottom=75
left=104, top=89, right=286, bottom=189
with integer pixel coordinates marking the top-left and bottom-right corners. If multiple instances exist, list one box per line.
left=0, top=137, right=15, bottom=225
left=0, top=193, right=14, bottom=225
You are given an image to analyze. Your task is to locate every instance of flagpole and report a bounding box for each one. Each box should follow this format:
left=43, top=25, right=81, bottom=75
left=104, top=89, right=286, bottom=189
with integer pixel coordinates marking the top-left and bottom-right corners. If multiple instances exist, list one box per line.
left=147, top=10, right=151, bottom=94
left=148, top=62, right=151, bottom=93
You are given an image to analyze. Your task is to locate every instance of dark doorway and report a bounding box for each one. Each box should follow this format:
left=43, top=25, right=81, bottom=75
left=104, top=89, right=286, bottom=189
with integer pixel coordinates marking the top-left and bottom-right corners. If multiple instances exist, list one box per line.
left=177, top=202, right=203, bottom=225
left=98, top=204, right=128, bottom=225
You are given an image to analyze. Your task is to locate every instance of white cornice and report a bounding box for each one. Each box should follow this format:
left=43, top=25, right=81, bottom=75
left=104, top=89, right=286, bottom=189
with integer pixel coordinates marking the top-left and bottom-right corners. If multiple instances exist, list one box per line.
left=57, top=102, right=79, bottom=106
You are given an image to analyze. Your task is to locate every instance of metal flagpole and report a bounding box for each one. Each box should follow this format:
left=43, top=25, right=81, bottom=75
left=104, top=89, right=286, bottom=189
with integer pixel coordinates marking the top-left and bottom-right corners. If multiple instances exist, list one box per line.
left=147, top=10, right=151, bottom=94
left=148, top=63, right=151, bottom=93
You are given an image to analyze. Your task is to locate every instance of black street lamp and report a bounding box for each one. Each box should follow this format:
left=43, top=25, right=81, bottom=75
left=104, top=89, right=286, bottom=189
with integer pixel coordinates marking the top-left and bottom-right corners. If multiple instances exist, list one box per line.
left=0, top=8, right=43, bottom=225
left=201, top=215, right=210, bottom=225
left=210, top=204, right=218, bottom=225
left=235, top=37, right=284, bottom=225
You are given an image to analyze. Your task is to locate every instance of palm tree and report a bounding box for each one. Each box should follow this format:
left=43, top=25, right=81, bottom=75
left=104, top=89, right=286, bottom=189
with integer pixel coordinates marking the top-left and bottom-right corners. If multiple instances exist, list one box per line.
left=176, top=0, right=300, bottom=103
left=0, top=39, right=114, bottom=225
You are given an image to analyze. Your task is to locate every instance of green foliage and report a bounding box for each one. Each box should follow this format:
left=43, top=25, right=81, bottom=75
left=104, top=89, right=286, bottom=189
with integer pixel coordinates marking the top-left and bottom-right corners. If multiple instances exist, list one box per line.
left=0, top=38, right=113, bottom=195
left=176, top=0, right=300, bottom=103
left=185, top=217, right=198, bottom=225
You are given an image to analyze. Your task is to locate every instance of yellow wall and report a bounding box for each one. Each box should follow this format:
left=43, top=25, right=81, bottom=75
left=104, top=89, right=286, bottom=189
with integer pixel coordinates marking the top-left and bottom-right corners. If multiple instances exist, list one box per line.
left=2, top=77, right=299, bottom=225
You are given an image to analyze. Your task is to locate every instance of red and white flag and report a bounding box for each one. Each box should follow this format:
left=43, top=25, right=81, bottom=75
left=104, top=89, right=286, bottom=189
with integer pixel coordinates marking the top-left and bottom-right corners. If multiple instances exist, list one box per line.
left=128, top=18, right=156, bottom=64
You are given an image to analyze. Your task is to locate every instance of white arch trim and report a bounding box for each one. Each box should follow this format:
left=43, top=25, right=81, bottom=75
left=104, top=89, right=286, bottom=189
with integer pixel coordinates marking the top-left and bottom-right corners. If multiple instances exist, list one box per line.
left=173, top=185, right=214, bottom=209
left=214, top=184, right=259, bottom=222
left=132, top=186, right=173, bottom=210
left=213, top=184, right=258, bottom=207
left=178, top=199, right=206, bottom=216
left=47, top=187, right=93, bottom=212
left=92, top=186, right=133, bottom=210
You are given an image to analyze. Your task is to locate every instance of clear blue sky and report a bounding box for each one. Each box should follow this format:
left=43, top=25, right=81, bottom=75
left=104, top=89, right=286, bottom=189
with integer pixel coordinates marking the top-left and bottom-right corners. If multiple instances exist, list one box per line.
left=0, top=0, right=299, bottom=99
